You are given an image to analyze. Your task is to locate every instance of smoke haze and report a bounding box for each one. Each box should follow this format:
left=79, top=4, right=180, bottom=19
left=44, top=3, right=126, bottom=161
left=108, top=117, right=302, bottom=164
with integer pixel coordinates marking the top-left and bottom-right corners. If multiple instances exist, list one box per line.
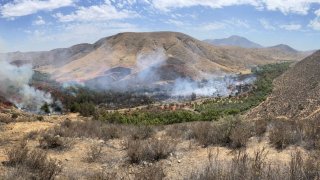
left=0, top=59, right=53, bottom=112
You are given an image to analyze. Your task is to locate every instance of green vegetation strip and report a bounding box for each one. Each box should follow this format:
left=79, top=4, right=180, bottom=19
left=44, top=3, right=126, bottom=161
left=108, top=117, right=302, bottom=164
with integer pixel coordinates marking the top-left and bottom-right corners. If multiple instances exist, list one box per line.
left=93, top=62, right=290, bottom=125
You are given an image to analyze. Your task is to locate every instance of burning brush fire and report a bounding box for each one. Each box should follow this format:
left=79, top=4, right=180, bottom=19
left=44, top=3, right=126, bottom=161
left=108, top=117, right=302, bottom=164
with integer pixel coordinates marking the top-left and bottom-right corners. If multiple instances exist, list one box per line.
left=0, top=60, right=54, bottom=113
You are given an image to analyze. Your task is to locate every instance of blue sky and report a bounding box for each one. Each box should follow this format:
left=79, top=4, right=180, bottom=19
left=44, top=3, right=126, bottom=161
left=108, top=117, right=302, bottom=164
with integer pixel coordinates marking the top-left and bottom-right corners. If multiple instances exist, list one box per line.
left=0, top=0, right=320, bottom=52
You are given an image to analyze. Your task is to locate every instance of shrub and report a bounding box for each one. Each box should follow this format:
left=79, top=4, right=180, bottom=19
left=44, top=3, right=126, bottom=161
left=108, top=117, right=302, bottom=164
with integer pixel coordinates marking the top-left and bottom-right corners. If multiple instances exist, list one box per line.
left=24, top=130, right=39, bottom=140
left=86, top=143, right=103, bottom=163
left=47, top=119, right=124, bottom=141
left=229, top=121, right=253, bottom=148
left=71, top=102, right=96, bottom=117
left=190, top=122, right=220, bottom=147
left=41, top=102, right=50, bottom=114
left=299, top=118, right=320, bottom=149
left=191, top=116, right=240, bottom=147
left=129, top=125, right=154, bottom=140
left=39, top=133, right=68, bottom=150
left=127, top=137, right=176, bottom=164
left=37, top=116, right=44, bottom=121
left=254, top=119, right=269, bottom=137
left=166, top=123, right=192, bottom=140
left=4, top=141, right=62, bottom=180
left=11, top=113, right=19, bottom=119
left=5, top=141, right=29, bottom=166
left=269, top=120, right=299, bottom=149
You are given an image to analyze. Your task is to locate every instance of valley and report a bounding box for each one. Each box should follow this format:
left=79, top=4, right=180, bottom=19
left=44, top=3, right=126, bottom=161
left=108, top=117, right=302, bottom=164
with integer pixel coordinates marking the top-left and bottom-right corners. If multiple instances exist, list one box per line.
left=0, top=32, right=319, bottom=180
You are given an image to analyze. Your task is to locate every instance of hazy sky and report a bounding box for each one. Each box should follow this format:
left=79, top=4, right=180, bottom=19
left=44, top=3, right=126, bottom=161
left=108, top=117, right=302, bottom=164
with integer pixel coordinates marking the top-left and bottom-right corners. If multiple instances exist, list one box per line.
left=0, top=0, right=320, bottom=52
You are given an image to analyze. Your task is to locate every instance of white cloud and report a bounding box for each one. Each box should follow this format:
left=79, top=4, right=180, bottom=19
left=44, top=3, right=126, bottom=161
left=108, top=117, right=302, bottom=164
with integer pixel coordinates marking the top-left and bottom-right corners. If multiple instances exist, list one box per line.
left=201, top=22, right=226, bottom=31
left=0, top=0, right=74, bottom=18
left=55, top=0, right=139, bottom=22
left=259, top=19, right=276, bottom=30
left=261, top=0, right=319, bottom=15
left=149, top=0, right=259, bottom=11
left=166, top=19, right=185, bottom=26
left=199, top=18, right=250, bottom=32
left=33, top=16, right=46, bottom=25
left=22, top=21, right=147, bottom=51
left=309, top=9, right=320, bottom=30
left=224, top=18, right=250, bottom=28
left=280, top=23, right=302, bottom=30
left=148, top=0, right=320, bottom=15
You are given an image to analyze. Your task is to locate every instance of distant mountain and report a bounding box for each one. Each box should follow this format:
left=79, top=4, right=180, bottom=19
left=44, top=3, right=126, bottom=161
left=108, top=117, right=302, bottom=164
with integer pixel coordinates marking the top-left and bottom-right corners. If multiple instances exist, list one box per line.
left=204, top=35, right=263, bottom=48
left=266, top=44, right=299, bottom=54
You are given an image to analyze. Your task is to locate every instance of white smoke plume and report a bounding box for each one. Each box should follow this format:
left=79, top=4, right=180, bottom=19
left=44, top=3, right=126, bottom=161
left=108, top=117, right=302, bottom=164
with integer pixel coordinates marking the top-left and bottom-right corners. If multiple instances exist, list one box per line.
left=135, top=48, right=167, bottom=82
left=84, top=47, right=257, bottom=98
left=0, top=60, right=53, bottom=112
left=172, top=75, right=256, bottom=97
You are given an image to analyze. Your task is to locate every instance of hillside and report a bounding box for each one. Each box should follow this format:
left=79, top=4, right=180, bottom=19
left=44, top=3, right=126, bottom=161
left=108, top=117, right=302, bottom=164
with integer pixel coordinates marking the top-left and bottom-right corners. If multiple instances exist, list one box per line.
left=5, top=32, right=307, bottom=85
left=204, top=35, right=263, bottom=48
left=247, top=50, right=320, bottom=121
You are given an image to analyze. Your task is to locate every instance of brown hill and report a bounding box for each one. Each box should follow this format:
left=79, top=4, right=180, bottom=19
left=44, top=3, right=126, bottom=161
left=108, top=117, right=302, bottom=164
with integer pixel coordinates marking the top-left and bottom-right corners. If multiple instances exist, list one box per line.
left=5, top=32, right=307, bottom=84
left=247, top=50, right=320, bottom=121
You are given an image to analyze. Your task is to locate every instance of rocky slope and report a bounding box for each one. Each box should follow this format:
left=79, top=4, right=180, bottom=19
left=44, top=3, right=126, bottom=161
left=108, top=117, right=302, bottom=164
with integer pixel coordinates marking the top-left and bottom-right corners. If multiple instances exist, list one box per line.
left=247, top=50, right=320, bottom=121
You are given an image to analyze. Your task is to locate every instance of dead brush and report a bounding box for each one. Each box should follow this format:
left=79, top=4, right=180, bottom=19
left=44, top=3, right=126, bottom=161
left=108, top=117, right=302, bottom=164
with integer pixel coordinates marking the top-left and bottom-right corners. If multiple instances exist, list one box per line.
left=190, top=116, right=247, bottom=148
left=289, top=150, right=320, bottom=180
left=269, top=120, right=299, bottom=149
left=254, top=119, right=269, bottom=137
left=86, top=143, right=103, bottom=163
left=127, top=137, right=176, bottom=164
left=190, top=121, right=220, bottom=147
left=129, top=125, right=154, bottom=140
left=134, top=164, right=165, bottom=180
left=229, top=121, right=254, bottom=148
left=299, top=118, right=320, bottom=149
left=4, top=140, right=62, bottom=180
left=5, top=140, right=29, bottom=166
left=48, top=119, right=124, bottom=141
left=166, top=123, right=192, bottom=140
left=39, top=132, right=70, bottom=150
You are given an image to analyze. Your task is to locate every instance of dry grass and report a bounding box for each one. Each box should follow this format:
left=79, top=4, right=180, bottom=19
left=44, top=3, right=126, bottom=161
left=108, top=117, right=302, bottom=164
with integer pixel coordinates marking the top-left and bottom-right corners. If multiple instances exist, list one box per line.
left=188, top=148, right=320, bottom=180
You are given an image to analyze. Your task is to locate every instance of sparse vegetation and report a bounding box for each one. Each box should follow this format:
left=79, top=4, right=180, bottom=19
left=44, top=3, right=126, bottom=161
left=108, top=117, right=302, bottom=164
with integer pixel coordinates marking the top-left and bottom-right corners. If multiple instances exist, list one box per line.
left=4, top=140, right=62, bottom=180
left=188, top=148, right=320, bottom=180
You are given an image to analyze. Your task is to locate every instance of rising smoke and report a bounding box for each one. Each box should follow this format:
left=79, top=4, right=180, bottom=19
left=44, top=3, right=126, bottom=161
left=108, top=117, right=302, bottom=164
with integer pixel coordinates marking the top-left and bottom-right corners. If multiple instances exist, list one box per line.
left=0, top=59, right=53, bottom=112
left=172, top=75, right=256, bottom=97
left=84, top=47, right=256, bottom=98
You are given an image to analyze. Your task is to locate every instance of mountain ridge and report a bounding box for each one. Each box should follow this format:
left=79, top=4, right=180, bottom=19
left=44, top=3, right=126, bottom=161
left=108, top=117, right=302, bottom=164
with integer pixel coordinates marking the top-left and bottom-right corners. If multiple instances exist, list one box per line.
left=4, top=31, right=309, bottom=84
left=204, top=35, right=263, bottom=48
